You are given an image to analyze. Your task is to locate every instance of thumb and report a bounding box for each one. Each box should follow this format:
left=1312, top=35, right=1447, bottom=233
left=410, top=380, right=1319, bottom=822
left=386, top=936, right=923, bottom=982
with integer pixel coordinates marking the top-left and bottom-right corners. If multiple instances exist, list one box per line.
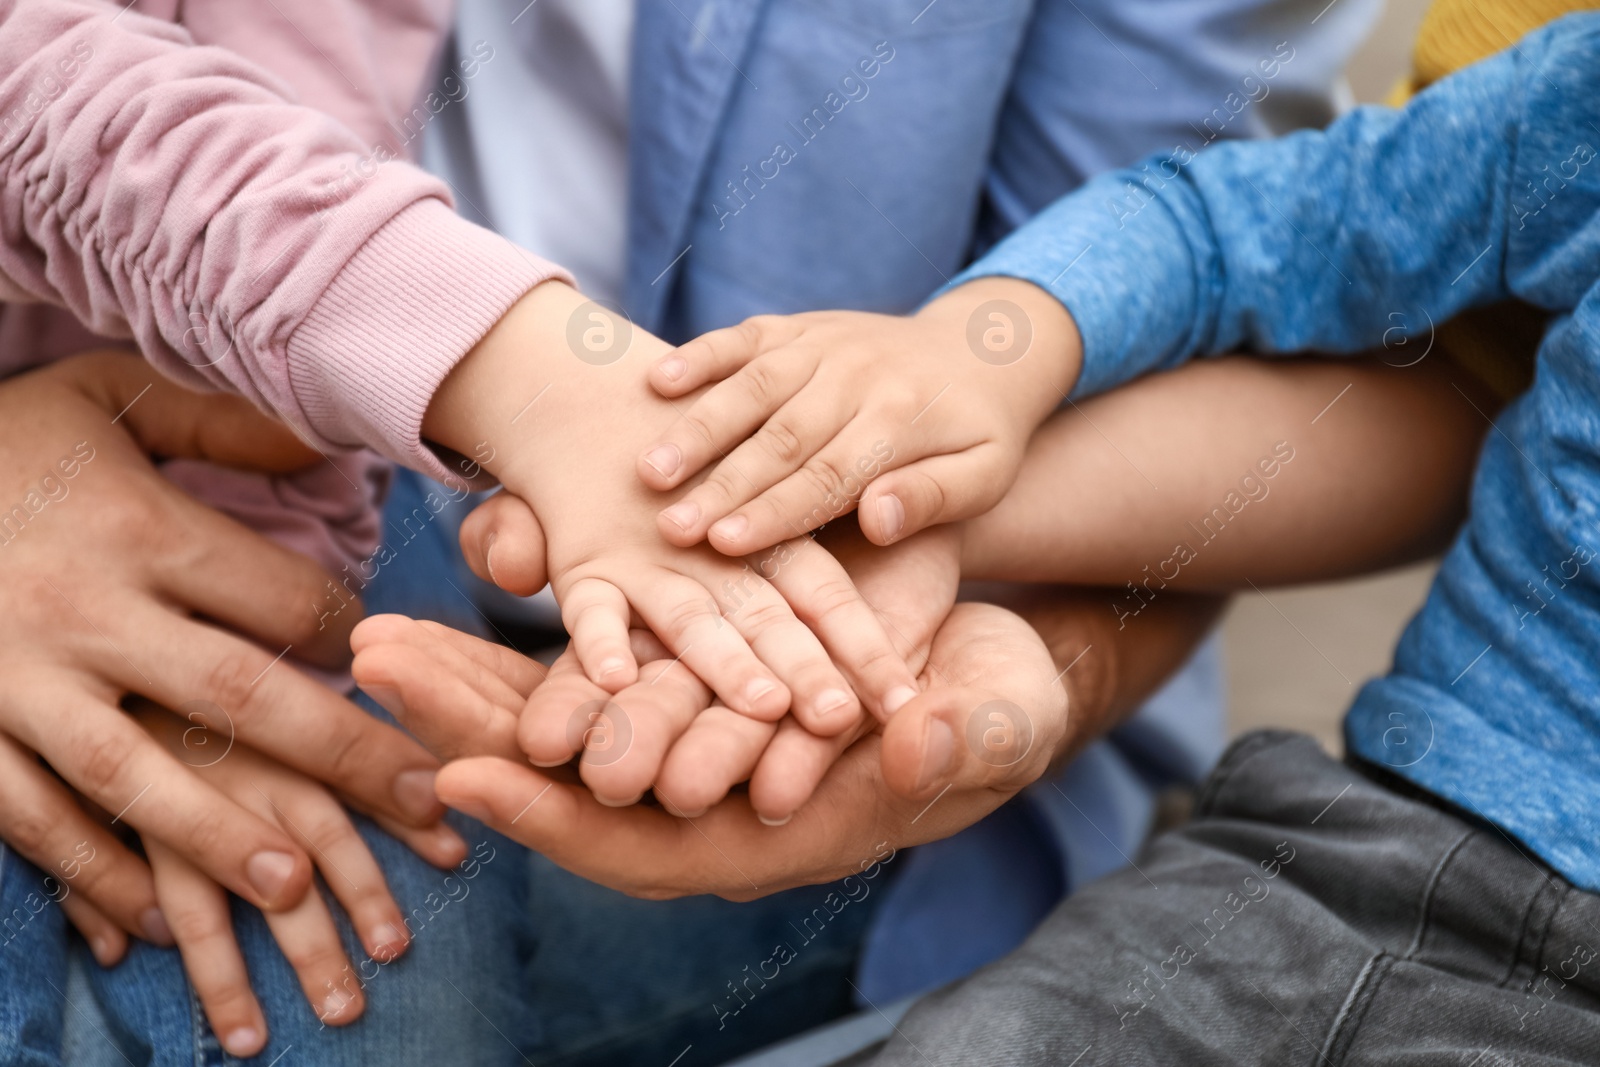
left=460, top=490, right=549, bottom=596
left=66, top=351, right=321, bottom=473
left=859, top=446, right=1011, bottom=545
left=880, top=684, right=1044, bottom=801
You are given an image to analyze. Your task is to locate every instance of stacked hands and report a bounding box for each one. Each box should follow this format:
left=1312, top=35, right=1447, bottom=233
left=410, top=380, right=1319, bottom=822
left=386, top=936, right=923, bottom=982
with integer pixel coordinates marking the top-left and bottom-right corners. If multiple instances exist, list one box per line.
left=1, top=274, right=1086, bottom=1054
left=357, top=274, right=1083, bottom=829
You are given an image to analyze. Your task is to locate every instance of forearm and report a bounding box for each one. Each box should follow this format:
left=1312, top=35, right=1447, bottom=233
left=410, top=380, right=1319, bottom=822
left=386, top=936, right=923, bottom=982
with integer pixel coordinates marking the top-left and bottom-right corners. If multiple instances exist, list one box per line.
left=964, top=582, right=1225, bottom=770
left=963, top=353, right=1490, bottom=589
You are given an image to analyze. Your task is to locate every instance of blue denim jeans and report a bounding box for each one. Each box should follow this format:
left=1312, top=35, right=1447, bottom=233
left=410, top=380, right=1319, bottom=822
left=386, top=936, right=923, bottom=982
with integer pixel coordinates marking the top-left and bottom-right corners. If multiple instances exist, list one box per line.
left=0, top=470, right=884, bottom=1066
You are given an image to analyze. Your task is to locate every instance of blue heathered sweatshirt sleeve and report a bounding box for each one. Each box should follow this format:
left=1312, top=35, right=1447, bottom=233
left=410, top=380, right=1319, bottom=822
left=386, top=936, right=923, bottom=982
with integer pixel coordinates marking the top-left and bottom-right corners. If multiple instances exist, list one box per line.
left=952, top=14, right=1600, bottom=398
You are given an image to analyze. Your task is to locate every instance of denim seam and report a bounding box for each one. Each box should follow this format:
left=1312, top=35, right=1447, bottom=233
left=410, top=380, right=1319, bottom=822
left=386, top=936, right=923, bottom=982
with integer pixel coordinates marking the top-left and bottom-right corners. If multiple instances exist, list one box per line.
left=1403, top=830, right=1477, bottom=961
left=1192, top=731, right=1295, bottom=817
left=1319, top=950, right=1394, bottom=1066
left=1498, top=869, right=1562, bottom=991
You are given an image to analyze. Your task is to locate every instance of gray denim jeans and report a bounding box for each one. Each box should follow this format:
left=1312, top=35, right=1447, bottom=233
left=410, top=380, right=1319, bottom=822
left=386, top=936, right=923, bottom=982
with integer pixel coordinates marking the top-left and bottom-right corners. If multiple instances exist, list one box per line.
left=864, top=730, right=1600, bottom=1066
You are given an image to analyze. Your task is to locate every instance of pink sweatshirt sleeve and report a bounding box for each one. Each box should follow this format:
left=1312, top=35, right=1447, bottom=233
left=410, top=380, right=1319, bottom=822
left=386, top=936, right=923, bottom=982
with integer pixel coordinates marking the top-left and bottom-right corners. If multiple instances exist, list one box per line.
left=0, top=0, right=570, bottom=482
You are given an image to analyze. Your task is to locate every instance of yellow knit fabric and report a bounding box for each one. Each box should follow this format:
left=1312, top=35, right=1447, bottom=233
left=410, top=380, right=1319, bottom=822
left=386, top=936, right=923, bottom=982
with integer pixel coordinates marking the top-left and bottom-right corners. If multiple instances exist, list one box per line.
left=1385, top=0, right=1597, bottom=401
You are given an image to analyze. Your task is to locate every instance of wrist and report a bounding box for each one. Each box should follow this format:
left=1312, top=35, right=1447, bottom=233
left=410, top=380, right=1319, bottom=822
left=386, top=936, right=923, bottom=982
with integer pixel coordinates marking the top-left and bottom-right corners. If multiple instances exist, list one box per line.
left=919, top=276, right=1082, bottom=406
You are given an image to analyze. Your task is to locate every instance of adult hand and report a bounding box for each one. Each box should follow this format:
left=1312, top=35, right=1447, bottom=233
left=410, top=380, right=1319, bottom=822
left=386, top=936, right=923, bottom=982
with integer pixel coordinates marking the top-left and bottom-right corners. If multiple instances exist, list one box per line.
left=365, top=599, right=1065, bottom=899
left=442, top=496, right=960, bottom=820
left=0, top=352, right=454, bottom=961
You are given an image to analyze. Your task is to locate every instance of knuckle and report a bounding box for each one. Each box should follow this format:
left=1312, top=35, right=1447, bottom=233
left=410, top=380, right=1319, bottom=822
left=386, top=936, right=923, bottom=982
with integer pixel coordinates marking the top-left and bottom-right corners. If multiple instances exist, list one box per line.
left=282, top=940, right=347, bottom=978
left=75, top=732, right=134, bottom=796
left=660, top=595, right=717, bottom=641
left=737, top=598, right=793, bottom=636
left=757, top=418, right=805, bottom=466
left=199, top=652, right=268, bottom=726
left=167, top=903, right=231, bottom=947
left=3, top=804, right=54, bottom=855
left=738, top=360, right=785, bottom=412
left=320, top=727, right=372, bottom=795
left=181, top=806, right=235, bottom=860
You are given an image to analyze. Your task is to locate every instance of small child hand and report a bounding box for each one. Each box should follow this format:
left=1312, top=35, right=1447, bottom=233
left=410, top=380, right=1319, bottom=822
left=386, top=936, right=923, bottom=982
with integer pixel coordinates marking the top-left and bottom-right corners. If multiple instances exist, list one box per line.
left=638, top=277, right=1080, bottom=555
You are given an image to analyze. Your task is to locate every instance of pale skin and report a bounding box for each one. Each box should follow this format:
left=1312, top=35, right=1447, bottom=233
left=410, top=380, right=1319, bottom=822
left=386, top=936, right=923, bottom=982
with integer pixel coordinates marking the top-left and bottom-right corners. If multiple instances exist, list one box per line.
left=0, top=354, right=466, bottom=1057
left=401, top=273, right=1488, bottom=827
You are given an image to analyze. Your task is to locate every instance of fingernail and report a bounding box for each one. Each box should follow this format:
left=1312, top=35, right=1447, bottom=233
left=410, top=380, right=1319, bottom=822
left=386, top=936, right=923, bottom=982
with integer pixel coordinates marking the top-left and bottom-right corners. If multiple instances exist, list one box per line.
left=657, top=356, right=687, bottom=382
left=320, top=989, right=352, bottom=1022
left=484, top=532, right=500, bottom=584
left=815, top=688, right=853, bottom=716
left=245, top=850, right=299, bottom=905
left=670, top=804, right=708, bottom=819
left=88, top=936, right=113, bottom=965
left=393, top=768, right=441, bottom=820
left=643, top=444, right=682, bottom=479
left=599, top=657, right=628, bottom=679
left=140, top=906, right=173, bottom=946
left=710, top=514, right=749, bottom=545
left=661, top=500, right=701, bottom=532
left=917, top=719, right=955, bottom=793
left=595, top=791, right=644, bottom=808
left=876, top=494, right=905, bottom=543
left=758, top=812, right=793, bottom=827
left=222, top=1027, right=264, bottom=1057
left=370, top=922, right=406, bottom=956
left=884, top=685, right=918, bottom=716
left=745, top=678, right=778, bottom=710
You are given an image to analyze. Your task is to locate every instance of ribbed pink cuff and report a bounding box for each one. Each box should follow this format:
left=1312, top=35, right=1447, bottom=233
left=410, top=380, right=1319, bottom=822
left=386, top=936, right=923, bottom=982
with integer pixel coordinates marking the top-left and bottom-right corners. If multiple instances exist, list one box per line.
left=287, top=200, right=571, bottom=485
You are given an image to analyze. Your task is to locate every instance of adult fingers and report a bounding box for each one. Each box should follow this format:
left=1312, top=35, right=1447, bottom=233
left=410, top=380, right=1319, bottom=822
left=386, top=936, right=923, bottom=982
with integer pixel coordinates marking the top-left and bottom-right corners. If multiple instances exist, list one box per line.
left=58, top=350, right=321, bottom=474
left=762, top=538, right=920, bottom=721
left=0, top=733, right=168, bottom=949
left=351, top=628, right=523, bottom=763
left=561, top=578, right=638, bottom=690
left=645, top=315, right=805, bottom=398
left=458, top=491, right=549, bottom=596
left=352, top=615, right=534, bottom=714
left=146, top=840, right=270, bottom=1059
left=151, top=489, right=359, bottom=670
left=111, top=605, right=446, bottom=828
left=858, top=445, right=1010, bottom=546
left=643, top=355, right=823, bottom=501
left=14, top=683, right=313, bottom=912
left=368, top=812, right=470, bottom=871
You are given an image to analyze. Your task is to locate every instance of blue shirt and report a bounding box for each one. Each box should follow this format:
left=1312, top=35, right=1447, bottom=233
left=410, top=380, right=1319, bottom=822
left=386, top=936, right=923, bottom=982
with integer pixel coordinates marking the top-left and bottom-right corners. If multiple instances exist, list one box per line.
left=427, top=0, right=1383, bottom=1000
left=959, top=13, right=1600, bottom=889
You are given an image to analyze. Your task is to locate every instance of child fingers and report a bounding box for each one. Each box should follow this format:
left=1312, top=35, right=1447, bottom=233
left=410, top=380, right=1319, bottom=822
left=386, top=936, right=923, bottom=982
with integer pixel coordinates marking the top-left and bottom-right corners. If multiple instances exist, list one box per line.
left=858, top=445, right=1010, bottom=545
left=747, top=716, right=863, bottom=824
left=260, top=881, right=366, bottom=1028
left=764, top=538, right=920, bottom=721
left=647, top=315, right=806, bottom=398
left=60, top=894, right=129, bottom=967
left=267, top=792, right=409, bottom=966
left=654, top=707, right=776, bottom=817
left=518, top=650, right=624, bottom=766
left=643, top=358, right=824, bottom=501
left=354, top=615, right=530, bottom=714
left=576, top=657, right=714, bottom=804
left=631, top=573, right=790, bottom=719
left=560, top=578, right=638, bottom=690
left=717, top=579, right=861, bottom=736
left=146, top=840, right=269, bottom=1059
left=458, top=491, right=548, bottom=596
left=702, top=434, right=900, bottom=556
left=369, top=812, right=469, bottom=871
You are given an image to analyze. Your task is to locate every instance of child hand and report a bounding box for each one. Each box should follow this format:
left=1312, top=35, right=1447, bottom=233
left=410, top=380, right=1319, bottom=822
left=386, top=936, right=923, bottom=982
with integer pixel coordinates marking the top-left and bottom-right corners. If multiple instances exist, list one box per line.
left=637, top=277, right=1081, bottom=555
left=130, top=702, right=467, bottom=1058
left=423, top=282, right=920, bottom=728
